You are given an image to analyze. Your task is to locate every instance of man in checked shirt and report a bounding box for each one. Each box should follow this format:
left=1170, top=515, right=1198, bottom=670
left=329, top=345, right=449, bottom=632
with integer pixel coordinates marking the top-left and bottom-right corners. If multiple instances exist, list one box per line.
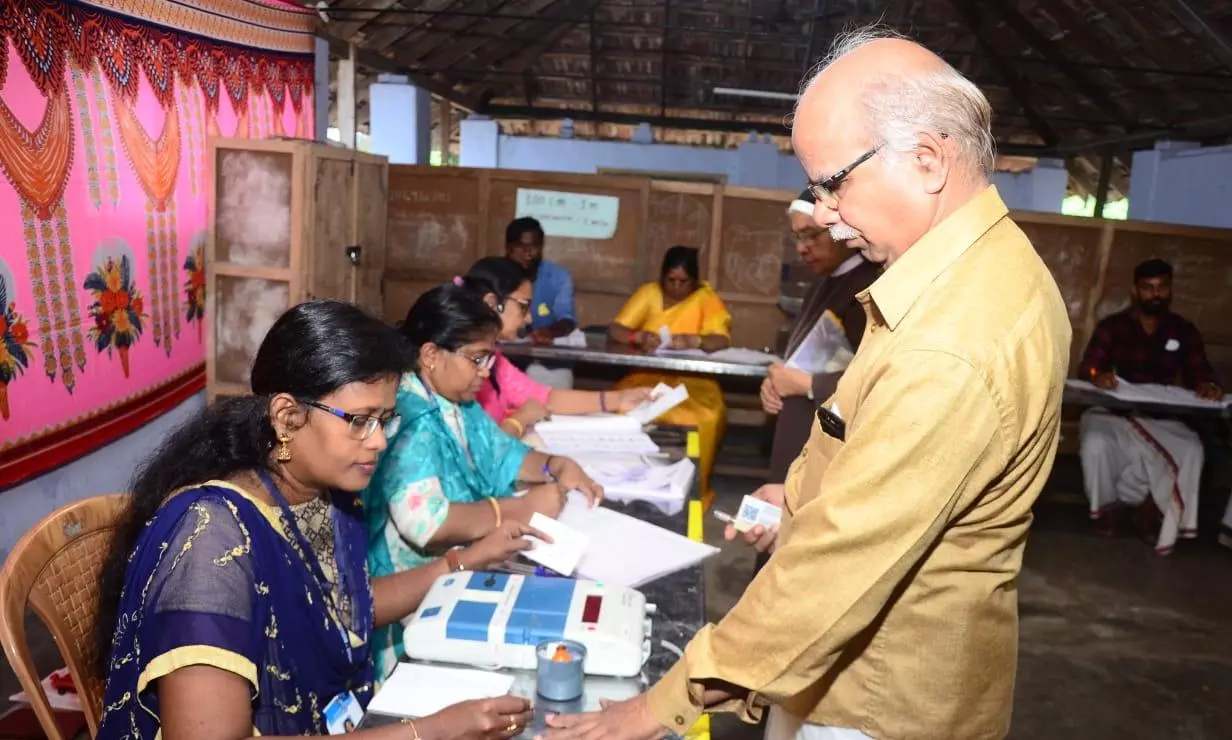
left=1078, top=257, right=1223, bottom=554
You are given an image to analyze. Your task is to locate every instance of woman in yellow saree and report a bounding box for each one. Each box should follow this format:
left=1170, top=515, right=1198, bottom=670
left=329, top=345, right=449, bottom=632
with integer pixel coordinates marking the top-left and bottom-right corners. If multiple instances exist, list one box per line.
left=609, top=246, right=732, bottom=507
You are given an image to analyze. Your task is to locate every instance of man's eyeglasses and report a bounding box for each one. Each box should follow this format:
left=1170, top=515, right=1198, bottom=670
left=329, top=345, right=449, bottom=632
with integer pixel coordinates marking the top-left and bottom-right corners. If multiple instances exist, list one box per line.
left=299, top=399, right=402, bottom=441
left=450, top=349, right=496, bottom=372
left=807, top=145, right=882, bottom=209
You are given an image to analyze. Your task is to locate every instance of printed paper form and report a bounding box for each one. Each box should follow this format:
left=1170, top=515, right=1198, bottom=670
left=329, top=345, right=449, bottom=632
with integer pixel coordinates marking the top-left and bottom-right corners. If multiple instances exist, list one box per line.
left=366, top=663, right=516, bottom=718
left=557, top=493, right=718, bottom=587
left=1066, top=378, right=1232, bottom=409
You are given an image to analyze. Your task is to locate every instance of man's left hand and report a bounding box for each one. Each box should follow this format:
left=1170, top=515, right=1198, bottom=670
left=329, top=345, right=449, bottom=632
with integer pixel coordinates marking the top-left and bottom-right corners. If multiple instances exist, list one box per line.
left=767, top=363, right=812, bottom=398
left=541, top=696, right=670, bottom=740
left=1196, top=381, right=1224, bottom=401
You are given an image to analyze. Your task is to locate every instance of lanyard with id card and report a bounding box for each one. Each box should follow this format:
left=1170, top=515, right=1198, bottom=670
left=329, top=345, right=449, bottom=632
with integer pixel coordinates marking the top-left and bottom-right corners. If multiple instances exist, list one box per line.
left=324, top=691, right=363, bottom=733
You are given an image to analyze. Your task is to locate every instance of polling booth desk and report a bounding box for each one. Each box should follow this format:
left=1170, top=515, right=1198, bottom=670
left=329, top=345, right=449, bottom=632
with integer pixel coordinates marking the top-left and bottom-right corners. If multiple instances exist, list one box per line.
left=361, top=426, right=709, bottom=739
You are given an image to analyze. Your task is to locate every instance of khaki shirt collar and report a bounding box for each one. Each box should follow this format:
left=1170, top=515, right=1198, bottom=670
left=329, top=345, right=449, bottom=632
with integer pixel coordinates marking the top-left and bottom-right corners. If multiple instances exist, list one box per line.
left=864, top=185, right=1009, bottom=331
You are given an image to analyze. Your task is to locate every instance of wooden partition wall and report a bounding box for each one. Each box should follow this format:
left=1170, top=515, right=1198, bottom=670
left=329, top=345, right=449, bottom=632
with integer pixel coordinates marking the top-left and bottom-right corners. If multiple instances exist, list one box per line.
left=383, top=165, right=1232, bottom=381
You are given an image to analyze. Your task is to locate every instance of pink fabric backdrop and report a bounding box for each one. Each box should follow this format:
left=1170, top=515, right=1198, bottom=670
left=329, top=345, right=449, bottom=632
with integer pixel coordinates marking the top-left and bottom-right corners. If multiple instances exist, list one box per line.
left=0, top=0, right=315, bottom=466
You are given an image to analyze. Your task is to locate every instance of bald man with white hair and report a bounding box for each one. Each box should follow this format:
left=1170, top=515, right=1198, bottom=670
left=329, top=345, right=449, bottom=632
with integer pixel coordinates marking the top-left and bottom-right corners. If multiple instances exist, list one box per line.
left=543, top=26, right=1070, bottom=740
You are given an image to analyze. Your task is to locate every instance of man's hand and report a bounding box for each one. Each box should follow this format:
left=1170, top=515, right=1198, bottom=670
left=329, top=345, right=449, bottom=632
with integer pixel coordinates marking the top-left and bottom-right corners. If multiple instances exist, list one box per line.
left=760, top=377, right=783, bottom=415
left=1196, top=381, right=1224, bottom=401
left=540, top=695, right=670, bottom=740
left=531, top=328, right=556, bottom=346
left=1092, top=371, right=1118, bottom=391
left=723, top=484, right=784, bottom=554
left=767, top=362, right=812, bottom=398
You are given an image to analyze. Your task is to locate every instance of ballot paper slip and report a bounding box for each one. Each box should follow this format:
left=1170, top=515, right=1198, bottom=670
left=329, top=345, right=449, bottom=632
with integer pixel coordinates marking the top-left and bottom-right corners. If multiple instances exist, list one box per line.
left=625, top=382, right=689, bottom=424
left=365, top=663, right=515, bottom=719
left=523, top=512, right=590, bottom=575
left=568, top=453, right=697, bottom=515
left=1066, top=377, right=1232, bottom=409
left=557, top=493, right=718, bottom=588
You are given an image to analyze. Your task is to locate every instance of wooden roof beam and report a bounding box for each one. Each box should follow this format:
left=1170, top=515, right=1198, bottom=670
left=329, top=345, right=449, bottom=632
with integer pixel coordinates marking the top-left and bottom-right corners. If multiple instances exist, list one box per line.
left=318, top=31, right=476, bottom=112
left=416, top=0, right=567, bottom=71
left=1162, top=0, right=1232, bottom=73
left=950, top=0, right=1059, bottom=147
left=982, top=2, right=1137, bottom=131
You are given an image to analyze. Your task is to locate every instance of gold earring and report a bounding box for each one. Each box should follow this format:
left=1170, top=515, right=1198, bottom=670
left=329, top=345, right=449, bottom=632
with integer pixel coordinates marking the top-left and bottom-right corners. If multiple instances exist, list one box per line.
left=276, top=432, right=292, bottom=463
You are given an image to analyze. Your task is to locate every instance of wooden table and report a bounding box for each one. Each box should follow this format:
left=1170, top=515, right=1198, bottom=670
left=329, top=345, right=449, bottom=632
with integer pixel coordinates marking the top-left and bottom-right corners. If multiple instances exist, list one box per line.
left=361, top=427, right=707, bottom=737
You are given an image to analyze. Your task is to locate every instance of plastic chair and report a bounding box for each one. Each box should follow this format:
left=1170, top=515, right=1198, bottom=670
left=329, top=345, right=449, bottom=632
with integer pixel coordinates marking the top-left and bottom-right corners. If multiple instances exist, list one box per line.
left=0, top=494, right=128, bottom=739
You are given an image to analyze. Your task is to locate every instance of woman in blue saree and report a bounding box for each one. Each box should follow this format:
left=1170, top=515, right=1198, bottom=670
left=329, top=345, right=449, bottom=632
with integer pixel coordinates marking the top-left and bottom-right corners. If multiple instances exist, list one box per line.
left=364, top=284, right=603, bottom=679
left=94, top=300, right=534, bottom=739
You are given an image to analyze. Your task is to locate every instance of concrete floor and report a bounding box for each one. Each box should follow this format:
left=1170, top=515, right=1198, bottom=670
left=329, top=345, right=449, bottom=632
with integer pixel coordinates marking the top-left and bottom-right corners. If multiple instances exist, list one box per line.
left=3, top=466, right=1230, bottom=739
left=700, top=473, right=1232, bottom=740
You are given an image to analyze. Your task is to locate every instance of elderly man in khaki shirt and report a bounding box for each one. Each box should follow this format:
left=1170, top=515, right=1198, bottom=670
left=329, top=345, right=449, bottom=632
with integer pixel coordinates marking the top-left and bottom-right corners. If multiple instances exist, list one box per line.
left=543, top=26, right=1070, bottom=740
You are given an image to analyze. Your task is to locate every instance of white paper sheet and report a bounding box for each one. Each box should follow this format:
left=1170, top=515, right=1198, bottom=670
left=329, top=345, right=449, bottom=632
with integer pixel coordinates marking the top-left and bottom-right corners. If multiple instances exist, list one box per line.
left=556, top=493, right=718, bottom=587
left=366, top=663, right=516, bottom=719
left=568, top=455, right=696, bottom=515
left=1066, top=378, right=1232, bottom=409
left=523, top=513, right=589, bottom=575
left=625, top=383, right=689, bottom=424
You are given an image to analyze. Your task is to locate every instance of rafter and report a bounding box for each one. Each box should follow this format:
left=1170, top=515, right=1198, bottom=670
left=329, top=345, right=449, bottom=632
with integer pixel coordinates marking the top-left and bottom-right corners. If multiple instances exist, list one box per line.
left=326, top=0, right=401, bottom=43
left=951, top=0, right=1058, bottom=146
left=415, top=0, right=566, bottom=71
left=981, top=2, right=1137, bottom=130
left=1162, top=0, right=1232, bottom=73
left=318, top=31, right=476, bottom=112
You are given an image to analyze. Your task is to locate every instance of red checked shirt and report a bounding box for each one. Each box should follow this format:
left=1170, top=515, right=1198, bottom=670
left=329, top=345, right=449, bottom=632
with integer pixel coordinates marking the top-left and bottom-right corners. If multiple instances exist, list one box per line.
left=1078, top=309, right=1217, bottom=389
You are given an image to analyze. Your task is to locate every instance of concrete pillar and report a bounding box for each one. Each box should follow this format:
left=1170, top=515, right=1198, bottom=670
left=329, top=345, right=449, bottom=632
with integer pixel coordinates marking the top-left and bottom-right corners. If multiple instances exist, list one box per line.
left=369, top=74, right=431, bottom=164
left=460, top=116, right=500, bottom=168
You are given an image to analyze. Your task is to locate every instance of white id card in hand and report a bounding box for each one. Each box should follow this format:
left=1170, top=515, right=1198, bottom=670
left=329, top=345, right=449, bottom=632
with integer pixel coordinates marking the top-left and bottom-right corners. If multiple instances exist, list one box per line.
left=733, top=495, right=782, bottom=533
left=324, top=690, right=363, bottom=734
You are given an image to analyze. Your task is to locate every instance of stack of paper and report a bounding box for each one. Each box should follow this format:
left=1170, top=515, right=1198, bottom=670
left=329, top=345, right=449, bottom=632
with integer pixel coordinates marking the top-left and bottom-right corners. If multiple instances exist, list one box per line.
left=655, top=347, right=781, bottom=365
left=557, top=493, right=718, bottom=587
left=535, top=414, right=660, bottom=454
left=366, top=664, right=515, bottom=718
left=568, top=453, right=696, bottom=515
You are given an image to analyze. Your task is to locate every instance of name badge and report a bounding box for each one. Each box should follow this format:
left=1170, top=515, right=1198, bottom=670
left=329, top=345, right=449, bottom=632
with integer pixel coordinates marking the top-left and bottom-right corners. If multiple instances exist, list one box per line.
left=1164, top=338, right=1180, bottom=352
left=537, top=302, right=551, bottom=317
left=324, top=690, right=363, bottom=734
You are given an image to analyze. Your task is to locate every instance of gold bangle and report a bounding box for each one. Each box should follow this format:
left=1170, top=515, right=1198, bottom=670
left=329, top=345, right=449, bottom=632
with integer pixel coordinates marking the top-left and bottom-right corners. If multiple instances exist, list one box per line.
left=401, top=718, right=420, bottom=740
left=488, top=497, right=503, bottom=529
left=505, top=418, right=525, bottom=437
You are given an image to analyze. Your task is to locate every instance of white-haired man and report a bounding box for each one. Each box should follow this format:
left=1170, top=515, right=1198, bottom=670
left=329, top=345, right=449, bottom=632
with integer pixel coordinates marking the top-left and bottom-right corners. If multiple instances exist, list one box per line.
left=544, top=26, right=1070, bottom=740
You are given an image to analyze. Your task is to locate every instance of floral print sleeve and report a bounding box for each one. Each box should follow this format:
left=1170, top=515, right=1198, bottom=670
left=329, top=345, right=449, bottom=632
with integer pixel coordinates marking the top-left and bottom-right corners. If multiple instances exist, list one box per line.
left=387, top=476, right=449, bottom=551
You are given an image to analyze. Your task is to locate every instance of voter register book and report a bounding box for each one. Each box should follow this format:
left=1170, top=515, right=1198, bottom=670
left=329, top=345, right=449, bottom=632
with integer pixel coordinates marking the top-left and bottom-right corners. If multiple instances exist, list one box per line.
left=401, top=572, right=652, bottom=677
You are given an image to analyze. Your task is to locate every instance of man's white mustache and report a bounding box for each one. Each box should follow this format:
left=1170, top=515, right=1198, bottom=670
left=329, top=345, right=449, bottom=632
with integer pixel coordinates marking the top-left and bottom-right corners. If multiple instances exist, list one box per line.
left=830, top=223, right=861, bottom=241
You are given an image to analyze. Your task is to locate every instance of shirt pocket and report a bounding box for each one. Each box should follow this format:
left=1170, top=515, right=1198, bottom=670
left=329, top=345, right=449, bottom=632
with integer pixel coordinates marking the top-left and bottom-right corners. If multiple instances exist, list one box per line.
left=784, top=418, right=846, bottom=516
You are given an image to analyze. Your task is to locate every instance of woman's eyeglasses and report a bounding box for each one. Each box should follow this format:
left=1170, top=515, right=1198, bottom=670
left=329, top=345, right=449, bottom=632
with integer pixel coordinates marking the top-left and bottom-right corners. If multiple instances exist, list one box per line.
left=450, top=349, right=496, bottom=371
left=299, top=399, right=402, bottom=441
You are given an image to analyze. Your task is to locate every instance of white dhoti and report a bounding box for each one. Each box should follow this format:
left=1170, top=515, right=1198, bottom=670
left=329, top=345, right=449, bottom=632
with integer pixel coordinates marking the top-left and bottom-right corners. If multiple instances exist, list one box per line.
left=765, top=707, right=873, bottom=740
left=1220, top=491, right=1232, bottom=549
left=1079, top=408, right=1203, bottom=555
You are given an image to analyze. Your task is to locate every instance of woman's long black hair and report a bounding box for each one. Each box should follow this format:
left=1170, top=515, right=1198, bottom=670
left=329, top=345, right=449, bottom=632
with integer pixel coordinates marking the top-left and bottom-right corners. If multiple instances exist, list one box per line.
left=399, top=284, right=502, bottom=370
left=660, top=245, right=701, bottom=282
left=460, top=256, right=529, bottom=305
left=94, top=300, right=410, bottom=676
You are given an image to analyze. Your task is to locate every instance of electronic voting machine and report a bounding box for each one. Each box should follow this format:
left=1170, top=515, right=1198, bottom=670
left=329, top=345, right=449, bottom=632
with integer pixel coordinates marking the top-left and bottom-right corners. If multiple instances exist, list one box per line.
left=401, top=572, right=652, bottom=677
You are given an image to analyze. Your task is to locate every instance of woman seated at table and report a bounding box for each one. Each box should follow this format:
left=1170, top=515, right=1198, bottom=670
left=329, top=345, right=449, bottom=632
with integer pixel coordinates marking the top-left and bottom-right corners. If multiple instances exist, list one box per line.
left=94, top=300, right=533, bottom=738
left=461, top=256, right=652, bottom=436
left=607, top=245, right=733, bottom=506
left=363, top=283, right=603, bottom=678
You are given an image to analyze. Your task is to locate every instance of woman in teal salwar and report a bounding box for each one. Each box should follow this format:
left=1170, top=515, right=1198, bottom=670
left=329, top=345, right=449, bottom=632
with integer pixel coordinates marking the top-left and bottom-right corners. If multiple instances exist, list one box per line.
left=94, top=300, right=534, bottom=739
left=364, top=284, right=603, bottom=679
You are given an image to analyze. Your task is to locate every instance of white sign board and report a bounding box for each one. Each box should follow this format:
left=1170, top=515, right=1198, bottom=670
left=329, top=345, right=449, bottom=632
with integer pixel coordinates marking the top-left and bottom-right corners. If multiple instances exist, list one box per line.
left=515, top=188, right=620, bottom=240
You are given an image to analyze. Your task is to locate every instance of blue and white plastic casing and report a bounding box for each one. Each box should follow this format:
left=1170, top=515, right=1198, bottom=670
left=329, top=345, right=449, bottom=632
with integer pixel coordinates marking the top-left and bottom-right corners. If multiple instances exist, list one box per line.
left=400, top=572, right=652, bottom=677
